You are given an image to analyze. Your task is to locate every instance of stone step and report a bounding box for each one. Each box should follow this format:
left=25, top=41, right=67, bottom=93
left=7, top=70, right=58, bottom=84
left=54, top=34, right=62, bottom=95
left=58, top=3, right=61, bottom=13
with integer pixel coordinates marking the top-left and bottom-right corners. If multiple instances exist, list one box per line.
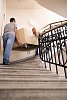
left=0, top=77, right=66, bottom=82
left=0, top=67, right=49, bottom=71
left=1, top=64, right=43, bottom=68
left=0, top=67, right=44, bottom=70
left=0, top=68, right=56, bottom=75
left=12, top=63, right=42, bottom=68
left=9, top=57, right=42, bottom=65
left=0, top=69, right=54, bottom=75
left=0, top=89, right=67, bottom=100
left=0, top=73, right=58, bottom=78
left=0, top=81, right=67, bottom=89
left=0, top=73, right=62, bottom=80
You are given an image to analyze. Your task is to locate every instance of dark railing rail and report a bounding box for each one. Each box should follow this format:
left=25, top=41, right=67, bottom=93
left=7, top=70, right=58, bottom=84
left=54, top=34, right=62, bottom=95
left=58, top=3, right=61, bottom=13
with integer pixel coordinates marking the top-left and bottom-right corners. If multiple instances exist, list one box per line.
left=39, top=20, right=67, bottom=78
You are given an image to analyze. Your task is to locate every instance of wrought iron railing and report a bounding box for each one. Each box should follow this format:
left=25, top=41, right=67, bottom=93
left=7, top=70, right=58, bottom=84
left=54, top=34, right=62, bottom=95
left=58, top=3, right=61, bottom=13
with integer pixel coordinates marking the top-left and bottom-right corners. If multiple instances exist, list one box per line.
left=39, top=20, right=67, bottom=78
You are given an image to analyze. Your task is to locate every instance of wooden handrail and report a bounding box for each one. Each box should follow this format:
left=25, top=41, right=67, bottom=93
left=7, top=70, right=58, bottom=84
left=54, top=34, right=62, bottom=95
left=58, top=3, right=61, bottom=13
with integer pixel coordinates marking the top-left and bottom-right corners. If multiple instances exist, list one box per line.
left=40, top=20, right=67, bottom=30
left=42, top=21, right=67, bottom=35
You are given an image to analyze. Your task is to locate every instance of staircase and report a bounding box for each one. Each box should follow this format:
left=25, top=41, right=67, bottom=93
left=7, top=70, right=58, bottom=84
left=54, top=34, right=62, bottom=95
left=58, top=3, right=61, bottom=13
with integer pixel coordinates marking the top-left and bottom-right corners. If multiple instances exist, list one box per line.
left=0, top=56, right=67, bottom=100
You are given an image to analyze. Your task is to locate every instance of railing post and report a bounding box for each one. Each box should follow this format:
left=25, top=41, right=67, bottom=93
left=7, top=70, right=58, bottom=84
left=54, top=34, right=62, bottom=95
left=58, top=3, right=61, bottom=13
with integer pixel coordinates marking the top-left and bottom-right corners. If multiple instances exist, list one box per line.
left=64, top=67, right=67, bottom=78
left=38, top=35, right=41, bottom=58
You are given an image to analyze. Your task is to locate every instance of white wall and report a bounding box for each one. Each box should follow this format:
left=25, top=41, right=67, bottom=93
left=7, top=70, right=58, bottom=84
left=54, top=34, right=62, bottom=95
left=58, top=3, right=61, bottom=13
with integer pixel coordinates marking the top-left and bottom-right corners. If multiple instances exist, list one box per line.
left=0, top=0, right=6, bottom=63
left=36, top=0, right=67, bottom=18
left=0, top=0, right=6, bottom=35
left=0, top=0, right=3, bottom=35
left=6, top=7, right=66, bottom=32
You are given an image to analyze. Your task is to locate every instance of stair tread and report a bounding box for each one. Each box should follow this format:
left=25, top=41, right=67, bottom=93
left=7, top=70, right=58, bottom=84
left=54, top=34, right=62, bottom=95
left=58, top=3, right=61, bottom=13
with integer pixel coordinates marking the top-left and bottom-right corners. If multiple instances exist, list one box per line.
left=0, top=77, right=66, bottom=81
left=0, top=67, right=45, bottom=69
left=0, top=81, right=67, bottom=89
left=0, top=73, right=59, bottom=76
left=0, top=56, right=66, bottom=90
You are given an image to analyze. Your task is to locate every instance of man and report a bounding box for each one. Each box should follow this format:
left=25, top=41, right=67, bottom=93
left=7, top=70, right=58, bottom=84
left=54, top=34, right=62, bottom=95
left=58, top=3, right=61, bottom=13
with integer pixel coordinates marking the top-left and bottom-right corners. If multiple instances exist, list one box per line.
left=3, top=18, right=17, bottom=65
left=32, top=27, right=40, bottom=55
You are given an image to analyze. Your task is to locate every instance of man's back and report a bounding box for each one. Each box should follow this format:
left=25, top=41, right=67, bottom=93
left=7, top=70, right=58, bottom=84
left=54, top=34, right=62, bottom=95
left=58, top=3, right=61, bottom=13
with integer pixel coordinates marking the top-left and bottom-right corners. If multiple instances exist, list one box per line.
left=4, top=22, right=16, bottom=34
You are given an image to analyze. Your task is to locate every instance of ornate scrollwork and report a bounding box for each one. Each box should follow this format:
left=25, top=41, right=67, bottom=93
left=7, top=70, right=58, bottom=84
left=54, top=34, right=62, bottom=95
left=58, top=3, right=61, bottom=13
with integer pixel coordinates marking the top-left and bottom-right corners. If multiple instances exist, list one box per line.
left=39, top=24, right=67, bottom=68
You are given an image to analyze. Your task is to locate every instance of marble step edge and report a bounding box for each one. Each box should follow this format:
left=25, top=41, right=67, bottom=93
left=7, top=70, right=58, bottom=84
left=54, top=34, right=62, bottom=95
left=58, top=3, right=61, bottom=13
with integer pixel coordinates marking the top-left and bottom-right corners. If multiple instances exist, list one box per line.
left=0, top=67, right=49, bottom=71
left=0, top=73, right=59, bottom=77
left=0, top=71, right=55, bottom=75
left=0, top=84, right=67, bottom=90
left=0, top=78, right=66, bottom=82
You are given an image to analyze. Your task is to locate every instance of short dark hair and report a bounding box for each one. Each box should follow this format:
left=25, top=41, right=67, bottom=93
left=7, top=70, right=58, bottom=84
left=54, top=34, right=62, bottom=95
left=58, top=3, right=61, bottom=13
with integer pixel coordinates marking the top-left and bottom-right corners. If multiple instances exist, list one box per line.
left=10, top=18, right=15, bottom=22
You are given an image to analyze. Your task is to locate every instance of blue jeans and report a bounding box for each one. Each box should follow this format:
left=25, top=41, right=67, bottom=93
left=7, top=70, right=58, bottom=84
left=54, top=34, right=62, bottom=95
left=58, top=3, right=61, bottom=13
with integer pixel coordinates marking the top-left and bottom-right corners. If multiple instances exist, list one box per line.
left=3, top=33, right=15, bottom=64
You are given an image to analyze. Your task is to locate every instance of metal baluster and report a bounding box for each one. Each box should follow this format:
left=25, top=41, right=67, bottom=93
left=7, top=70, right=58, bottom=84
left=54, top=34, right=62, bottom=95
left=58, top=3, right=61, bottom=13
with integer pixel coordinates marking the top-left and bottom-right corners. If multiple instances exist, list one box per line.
left=38, top=35, right=41, bottom=58
left=54, top=29, right=60, bottom=65
left=49, top=32, right=53, bottom=63
left=48, top=32, right=51, bottom=71
left=51, top=30, right=58, bottom=74
left=58, top=27, right=67, bottom=78
left=56, top=28, right=61, bottom=64
left=44, top=36, right=46, bottom=68
left=62, top=26, right=67, bottom=78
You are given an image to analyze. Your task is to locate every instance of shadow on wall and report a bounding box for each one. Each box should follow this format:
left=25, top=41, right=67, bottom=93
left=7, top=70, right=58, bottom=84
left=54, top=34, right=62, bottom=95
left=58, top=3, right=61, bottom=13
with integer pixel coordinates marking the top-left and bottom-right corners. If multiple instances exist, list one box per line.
left=35, top=0, right=67, bottom=18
